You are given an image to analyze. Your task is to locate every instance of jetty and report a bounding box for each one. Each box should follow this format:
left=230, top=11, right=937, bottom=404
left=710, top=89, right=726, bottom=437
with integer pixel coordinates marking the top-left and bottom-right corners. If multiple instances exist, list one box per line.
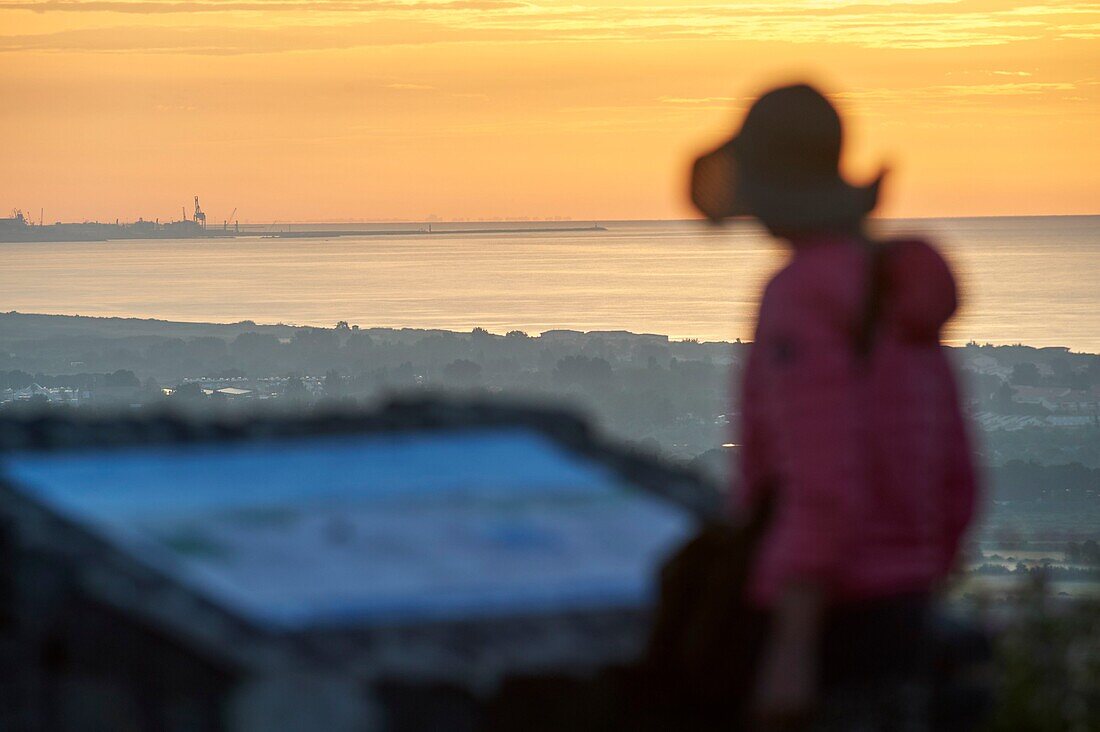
left=262, top=224, right=607, bottom=239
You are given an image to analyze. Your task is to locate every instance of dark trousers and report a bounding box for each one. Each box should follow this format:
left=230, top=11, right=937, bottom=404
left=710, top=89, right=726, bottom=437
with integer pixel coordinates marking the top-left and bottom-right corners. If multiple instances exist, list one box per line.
left=821, top=593, right=930, bottom=687
left=814, top=594, right=991, bottom=732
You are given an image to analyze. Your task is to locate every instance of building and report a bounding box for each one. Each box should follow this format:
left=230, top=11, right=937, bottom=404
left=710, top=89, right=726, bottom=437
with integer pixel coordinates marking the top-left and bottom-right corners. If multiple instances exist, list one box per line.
left=1012, top=386, right=1100, bottom=414
left=214, top=387, right=253, bottom=399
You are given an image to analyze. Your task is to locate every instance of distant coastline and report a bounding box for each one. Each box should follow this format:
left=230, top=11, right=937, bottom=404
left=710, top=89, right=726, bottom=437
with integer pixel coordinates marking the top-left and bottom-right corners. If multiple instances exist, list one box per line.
left=0, top=311, right=711, bottom=345
left=2, top=311, right=1095, bottom=357
left=0, top=215, right=608, bottom=244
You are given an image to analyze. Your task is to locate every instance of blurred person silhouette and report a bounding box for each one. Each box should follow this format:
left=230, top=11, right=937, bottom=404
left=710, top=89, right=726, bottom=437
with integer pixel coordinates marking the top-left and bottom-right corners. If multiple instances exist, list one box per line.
left=689, top=83, right=979, bottom=729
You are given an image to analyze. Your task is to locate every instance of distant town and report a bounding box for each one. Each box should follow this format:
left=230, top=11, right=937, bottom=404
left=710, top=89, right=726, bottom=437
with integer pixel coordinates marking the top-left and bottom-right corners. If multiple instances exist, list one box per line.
left=2, top=310, right=1097, bottom=462
left=0, top=201, right=606, bottom=243
left=3, top=311, right=1099, bottom=592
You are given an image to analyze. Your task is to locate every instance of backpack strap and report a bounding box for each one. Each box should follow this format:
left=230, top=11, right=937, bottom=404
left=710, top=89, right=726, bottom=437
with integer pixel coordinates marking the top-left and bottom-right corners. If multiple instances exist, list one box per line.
left=854, top=239, right=890, bottom=361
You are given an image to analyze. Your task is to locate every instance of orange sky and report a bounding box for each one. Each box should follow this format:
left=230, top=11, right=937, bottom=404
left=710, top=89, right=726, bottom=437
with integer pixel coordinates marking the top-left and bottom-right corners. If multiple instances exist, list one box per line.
left=2, top=0, right=1098, bottom=223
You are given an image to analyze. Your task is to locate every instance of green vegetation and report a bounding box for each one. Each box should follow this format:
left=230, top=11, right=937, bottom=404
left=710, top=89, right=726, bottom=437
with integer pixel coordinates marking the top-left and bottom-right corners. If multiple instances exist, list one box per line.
left=986, top=581, right=1100, bottom=731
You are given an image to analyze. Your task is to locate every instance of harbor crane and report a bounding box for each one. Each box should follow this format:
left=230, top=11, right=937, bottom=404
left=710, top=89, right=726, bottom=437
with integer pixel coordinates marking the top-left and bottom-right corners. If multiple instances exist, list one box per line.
left=193, top=196, right=206, bottom=230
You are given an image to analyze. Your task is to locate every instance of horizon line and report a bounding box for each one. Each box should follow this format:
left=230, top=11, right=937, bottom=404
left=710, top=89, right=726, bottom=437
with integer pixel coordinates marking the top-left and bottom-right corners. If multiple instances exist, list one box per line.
left=10, top=213, right=1100, bottom=227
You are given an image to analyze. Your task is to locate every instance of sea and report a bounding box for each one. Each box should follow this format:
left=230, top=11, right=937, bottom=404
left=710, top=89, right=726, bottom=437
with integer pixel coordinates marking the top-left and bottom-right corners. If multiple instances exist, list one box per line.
left=2, top=216, right=1098, bottom=352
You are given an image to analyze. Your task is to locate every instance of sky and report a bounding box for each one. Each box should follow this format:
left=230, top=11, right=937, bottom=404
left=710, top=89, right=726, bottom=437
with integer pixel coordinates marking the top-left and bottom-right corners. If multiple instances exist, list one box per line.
left=1, top=0, right=1098, bottom=223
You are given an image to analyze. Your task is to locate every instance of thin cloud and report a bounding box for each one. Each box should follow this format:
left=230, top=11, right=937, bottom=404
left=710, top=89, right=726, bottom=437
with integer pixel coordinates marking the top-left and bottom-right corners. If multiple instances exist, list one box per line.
left=1057, top=21, right=1100, bottom=37
left=659, top=96, right=750, bottom=105
left=0, top=20, right=543, bottom=54
left=834, top=81, right=1081, bottom=103
left=0, top=0, right=522, bottom=12
left=2, top=0, right=1099, bottom=53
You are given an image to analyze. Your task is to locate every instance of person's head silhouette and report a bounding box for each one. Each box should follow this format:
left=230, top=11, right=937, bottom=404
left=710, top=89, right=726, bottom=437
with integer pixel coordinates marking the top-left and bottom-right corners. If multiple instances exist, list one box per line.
left=691, top=83, right=883, bottom=236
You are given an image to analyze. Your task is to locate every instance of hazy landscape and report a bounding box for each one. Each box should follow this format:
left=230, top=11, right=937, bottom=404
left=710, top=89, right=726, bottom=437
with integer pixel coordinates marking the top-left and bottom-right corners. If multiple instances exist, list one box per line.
left=5, top=0, right=1100, bottom=725
left=4, top=305, right=1099, bottom=599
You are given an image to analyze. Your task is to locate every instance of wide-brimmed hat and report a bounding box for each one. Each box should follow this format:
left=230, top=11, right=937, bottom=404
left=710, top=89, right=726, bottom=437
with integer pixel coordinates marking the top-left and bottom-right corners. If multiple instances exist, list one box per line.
left=690, top=83, right=882, bottom=230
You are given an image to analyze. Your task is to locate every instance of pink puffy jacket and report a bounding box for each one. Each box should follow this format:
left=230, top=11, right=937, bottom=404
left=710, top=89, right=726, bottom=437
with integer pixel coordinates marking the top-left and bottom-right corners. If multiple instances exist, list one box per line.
left=738, top=233, right=977, bottom=606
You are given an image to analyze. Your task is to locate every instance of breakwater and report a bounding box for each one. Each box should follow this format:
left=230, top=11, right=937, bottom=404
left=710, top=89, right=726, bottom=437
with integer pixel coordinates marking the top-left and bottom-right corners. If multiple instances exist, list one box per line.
left=262, top=224, right=607, bottom=239
left=1, top=221, right=606, bottom=243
